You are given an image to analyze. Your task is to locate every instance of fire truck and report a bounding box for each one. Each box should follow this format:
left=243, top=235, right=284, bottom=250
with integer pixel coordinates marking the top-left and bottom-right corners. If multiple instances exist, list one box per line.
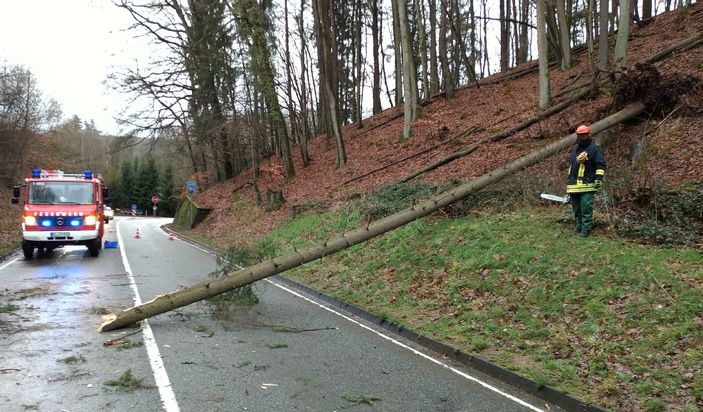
left=12, top=169, right=109, bottom=259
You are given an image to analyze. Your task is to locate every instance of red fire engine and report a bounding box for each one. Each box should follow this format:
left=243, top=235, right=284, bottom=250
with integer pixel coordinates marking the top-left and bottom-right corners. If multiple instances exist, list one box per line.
left=12, top=169, right=109, bottom=259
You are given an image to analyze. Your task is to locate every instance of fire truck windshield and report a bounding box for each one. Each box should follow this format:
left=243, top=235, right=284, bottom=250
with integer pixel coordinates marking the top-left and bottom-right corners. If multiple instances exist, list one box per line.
left=29, top=182, right=94, bottom=205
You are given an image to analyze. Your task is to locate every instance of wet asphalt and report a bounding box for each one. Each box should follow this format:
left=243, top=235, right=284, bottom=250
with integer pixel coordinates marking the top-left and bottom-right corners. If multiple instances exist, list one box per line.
left=0, top=216, right=555, bottom=412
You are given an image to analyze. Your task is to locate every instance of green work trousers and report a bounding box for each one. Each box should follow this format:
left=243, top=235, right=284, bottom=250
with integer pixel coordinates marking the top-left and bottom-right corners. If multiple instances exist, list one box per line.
left=571, top=192, right=594, bottom=232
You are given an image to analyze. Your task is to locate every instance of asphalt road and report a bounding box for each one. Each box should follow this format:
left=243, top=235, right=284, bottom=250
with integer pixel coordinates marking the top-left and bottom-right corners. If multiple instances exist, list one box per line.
left=0, top=217, right=557, bottom=412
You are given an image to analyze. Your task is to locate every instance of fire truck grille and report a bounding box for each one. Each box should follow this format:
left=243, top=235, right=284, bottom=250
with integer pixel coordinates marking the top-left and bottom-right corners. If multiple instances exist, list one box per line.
left=39, top=217, right=84, bottom=228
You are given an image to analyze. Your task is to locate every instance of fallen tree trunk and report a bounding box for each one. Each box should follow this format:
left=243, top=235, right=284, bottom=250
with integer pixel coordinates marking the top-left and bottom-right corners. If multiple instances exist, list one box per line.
left=644, top=31, right=703, bottom=64
left=98, top=102, right=646, bottom=332
left=343, top=125, right=484, bottom=186
left=396, top=86, right=593, bottom=184
left=395, top=33, right=702, bottom=186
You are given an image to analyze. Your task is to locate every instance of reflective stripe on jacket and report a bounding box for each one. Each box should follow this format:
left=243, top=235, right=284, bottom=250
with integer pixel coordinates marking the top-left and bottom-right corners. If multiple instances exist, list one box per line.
left=566, top=142, right=606, bottom=194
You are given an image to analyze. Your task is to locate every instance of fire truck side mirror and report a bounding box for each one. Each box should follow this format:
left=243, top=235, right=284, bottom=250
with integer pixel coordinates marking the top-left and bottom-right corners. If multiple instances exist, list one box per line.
left=103, top=186, right=109, bottom=201
left=11, top=185, right=20, bottom=203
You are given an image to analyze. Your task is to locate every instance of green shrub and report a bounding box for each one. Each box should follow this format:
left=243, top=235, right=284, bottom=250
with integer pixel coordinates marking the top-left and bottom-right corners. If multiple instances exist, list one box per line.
left=357, top=182, right=443, bottom=220
left=615, top=181, right=703, bottom=247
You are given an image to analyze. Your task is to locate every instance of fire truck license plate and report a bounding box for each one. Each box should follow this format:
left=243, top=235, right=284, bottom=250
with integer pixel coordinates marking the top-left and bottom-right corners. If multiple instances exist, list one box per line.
left=51, top=232, right=70, bottom=238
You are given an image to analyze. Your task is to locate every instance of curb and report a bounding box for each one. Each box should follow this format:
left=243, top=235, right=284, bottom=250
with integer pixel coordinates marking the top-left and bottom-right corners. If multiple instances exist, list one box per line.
left=164, top=225, right=607, bottom=412
left=272, top=275, right=607, bottom=412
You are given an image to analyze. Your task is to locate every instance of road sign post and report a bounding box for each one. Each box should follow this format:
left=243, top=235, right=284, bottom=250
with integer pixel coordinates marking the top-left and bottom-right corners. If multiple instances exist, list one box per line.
left=151, top=196, right=159, bottom=217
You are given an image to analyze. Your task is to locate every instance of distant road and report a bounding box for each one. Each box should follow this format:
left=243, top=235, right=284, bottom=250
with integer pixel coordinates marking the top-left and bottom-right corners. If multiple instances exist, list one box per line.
left=0, top=216, right=555, bottom=412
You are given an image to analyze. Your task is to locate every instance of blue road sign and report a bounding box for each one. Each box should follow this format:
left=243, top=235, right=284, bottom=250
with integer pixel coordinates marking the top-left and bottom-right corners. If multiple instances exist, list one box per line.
left=187, top=180, right=196, bottom=194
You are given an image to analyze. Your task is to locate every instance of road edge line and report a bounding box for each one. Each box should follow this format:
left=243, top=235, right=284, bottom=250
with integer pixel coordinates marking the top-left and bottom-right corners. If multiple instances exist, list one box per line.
left=117, top=220, right=180, bottom=412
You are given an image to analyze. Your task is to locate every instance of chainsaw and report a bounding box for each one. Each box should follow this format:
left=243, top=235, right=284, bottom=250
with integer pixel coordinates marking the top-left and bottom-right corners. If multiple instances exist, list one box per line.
left=540, top=193, right=570, bottom=204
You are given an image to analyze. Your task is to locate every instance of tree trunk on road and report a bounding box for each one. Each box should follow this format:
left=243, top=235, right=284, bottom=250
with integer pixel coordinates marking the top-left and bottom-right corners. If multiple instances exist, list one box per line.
left=98, top=102, right=646, bottom=332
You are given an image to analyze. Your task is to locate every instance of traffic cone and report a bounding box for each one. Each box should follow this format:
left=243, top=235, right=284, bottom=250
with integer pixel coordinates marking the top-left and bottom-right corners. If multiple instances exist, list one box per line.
left=168, top=230, right=174, bottom=241
left=135, top=228, right=140, bottom=239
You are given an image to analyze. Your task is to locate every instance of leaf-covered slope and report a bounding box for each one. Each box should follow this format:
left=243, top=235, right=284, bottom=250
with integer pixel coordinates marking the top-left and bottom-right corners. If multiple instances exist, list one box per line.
left=190, top=5, right=703, bottom=245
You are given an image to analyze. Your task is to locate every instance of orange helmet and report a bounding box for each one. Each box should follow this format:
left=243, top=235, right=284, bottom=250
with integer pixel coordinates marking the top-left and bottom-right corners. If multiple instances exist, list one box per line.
left=576, top=125, right=591, bottom=135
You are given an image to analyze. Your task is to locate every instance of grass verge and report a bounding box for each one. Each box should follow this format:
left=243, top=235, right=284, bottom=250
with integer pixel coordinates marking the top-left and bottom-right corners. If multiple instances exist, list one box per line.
left=254, top=202, right=702, bottom=411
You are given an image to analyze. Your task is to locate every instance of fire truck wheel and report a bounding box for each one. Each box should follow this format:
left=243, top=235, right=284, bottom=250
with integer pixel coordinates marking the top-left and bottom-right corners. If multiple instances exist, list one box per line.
left=88, top=239, right=101, bottom=257
left=22, top=241, right=34, bottom=259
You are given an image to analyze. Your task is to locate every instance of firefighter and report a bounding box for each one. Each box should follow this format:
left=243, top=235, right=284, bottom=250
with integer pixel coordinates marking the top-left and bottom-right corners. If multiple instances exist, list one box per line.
left=566, top=125, right=606, bottom=237
left=32, top=184, right=57, bottom=204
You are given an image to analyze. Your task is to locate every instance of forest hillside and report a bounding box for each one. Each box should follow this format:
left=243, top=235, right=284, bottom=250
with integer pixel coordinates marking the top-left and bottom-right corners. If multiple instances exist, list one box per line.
left=175, top=7, right=703, bottom=411
left=1, top=4, right=702, bottom=411
left=187, top=5, right=703, bottom=247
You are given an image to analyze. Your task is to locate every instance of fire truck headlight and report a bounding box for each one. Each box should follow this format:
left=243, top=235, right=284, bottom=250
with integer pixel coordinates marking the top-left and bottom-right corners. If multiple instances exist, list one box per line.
left=84, top=215, right=97, bottom=226
left=24, top=216, right=37, bottom=226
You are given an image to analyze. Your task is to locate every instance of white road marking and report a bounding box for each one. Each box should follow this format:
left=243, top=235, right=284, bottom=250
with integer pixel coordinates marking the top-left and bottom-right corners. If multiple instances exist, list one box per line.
left=0, top=255, right=21, bottom=269
left=266, top=278, right=548, bottom=412
left=117, top=220, right=180, bottom=412
left=175, top=225, right=547, bottom=412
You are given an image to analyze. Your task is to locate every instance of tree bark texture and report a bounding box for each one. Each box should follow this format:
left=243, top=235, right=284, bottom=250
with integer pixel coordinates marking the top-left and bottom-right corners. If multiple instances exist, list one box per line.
left=598, top=0, right=610, bottom=71
left=556, top=0, right=572, bottom=70
left=537, top=0, right=551, bottom=109
left=235, top=0, right=296, bottom=183
left=500, top=0, right=509, bottom=71
left=428, top=0, right=440, bottom=95
left=98, top=102, right=646, bottom=332
left=315, top=0, right=347, bottom=168
left=416, top=0, right=430, bottom=99
left=398, top=0, right=418, bottom=139
left=371, top=0, right=383, bottom=115
left=392, top=1, right=403, bottom=106
left=438, top=0, right=453, bottom=99
left=297, top=0, right=310, bottom=167
left=614, top=0, right=632, bottom=69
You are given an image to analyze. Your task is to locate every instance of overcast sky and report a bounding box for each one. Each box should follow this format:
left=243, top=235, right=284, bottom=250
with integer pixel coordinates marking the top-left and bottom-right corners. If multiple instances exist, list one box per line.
left=0, top=0, right=146, bottom=135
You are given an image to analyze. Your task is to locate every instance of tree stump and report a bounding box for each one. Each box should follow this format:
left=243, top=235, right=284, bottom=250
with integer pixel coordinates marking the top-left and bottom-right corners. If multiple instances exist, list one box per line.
left=266, top=190, right=285, bottom=211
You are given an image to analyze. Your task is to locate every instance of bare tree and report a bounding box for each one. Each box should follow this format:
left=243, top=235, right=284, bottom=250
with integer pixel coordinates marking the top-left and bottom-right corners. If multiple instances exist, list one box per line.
left=313, top=0, right=347, bottom=168
left=416, top=0, right=430, bottom=99
left=371, top=0, right=383, bottom=114
left=391, top=1, right=403, bottom=106
left=586, top=0, right=595, bottom=69
left=614, top=0, right=632, bottom=69
left=597, top=0, right=610, bottom=71
left=555, top=0, right=572, bottom=70
left=438, top=0, right=453, bottom=98
left=352, top=0, right=364, bottom=128
left=112, top=0, right=238, bottom=187
left=0, top=64, right=45, bottom=183
left=232, top=0, right=296, bottom=183
left=98, top=102, right=647, bottom=332
left=517, top=0, right=530, bottom=64
left=397, top=0, right=419, bottom=140
left=500, top=0, right=510, bottom=71
left=297, top=0, right=311, bottom=166
left=284, top=0, right=299, bottom=165
left=642, top=0, right=652, bottom=19
left=537, top=0, right=551, bottom=109
left=428, top=0, right=440, bottom=95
